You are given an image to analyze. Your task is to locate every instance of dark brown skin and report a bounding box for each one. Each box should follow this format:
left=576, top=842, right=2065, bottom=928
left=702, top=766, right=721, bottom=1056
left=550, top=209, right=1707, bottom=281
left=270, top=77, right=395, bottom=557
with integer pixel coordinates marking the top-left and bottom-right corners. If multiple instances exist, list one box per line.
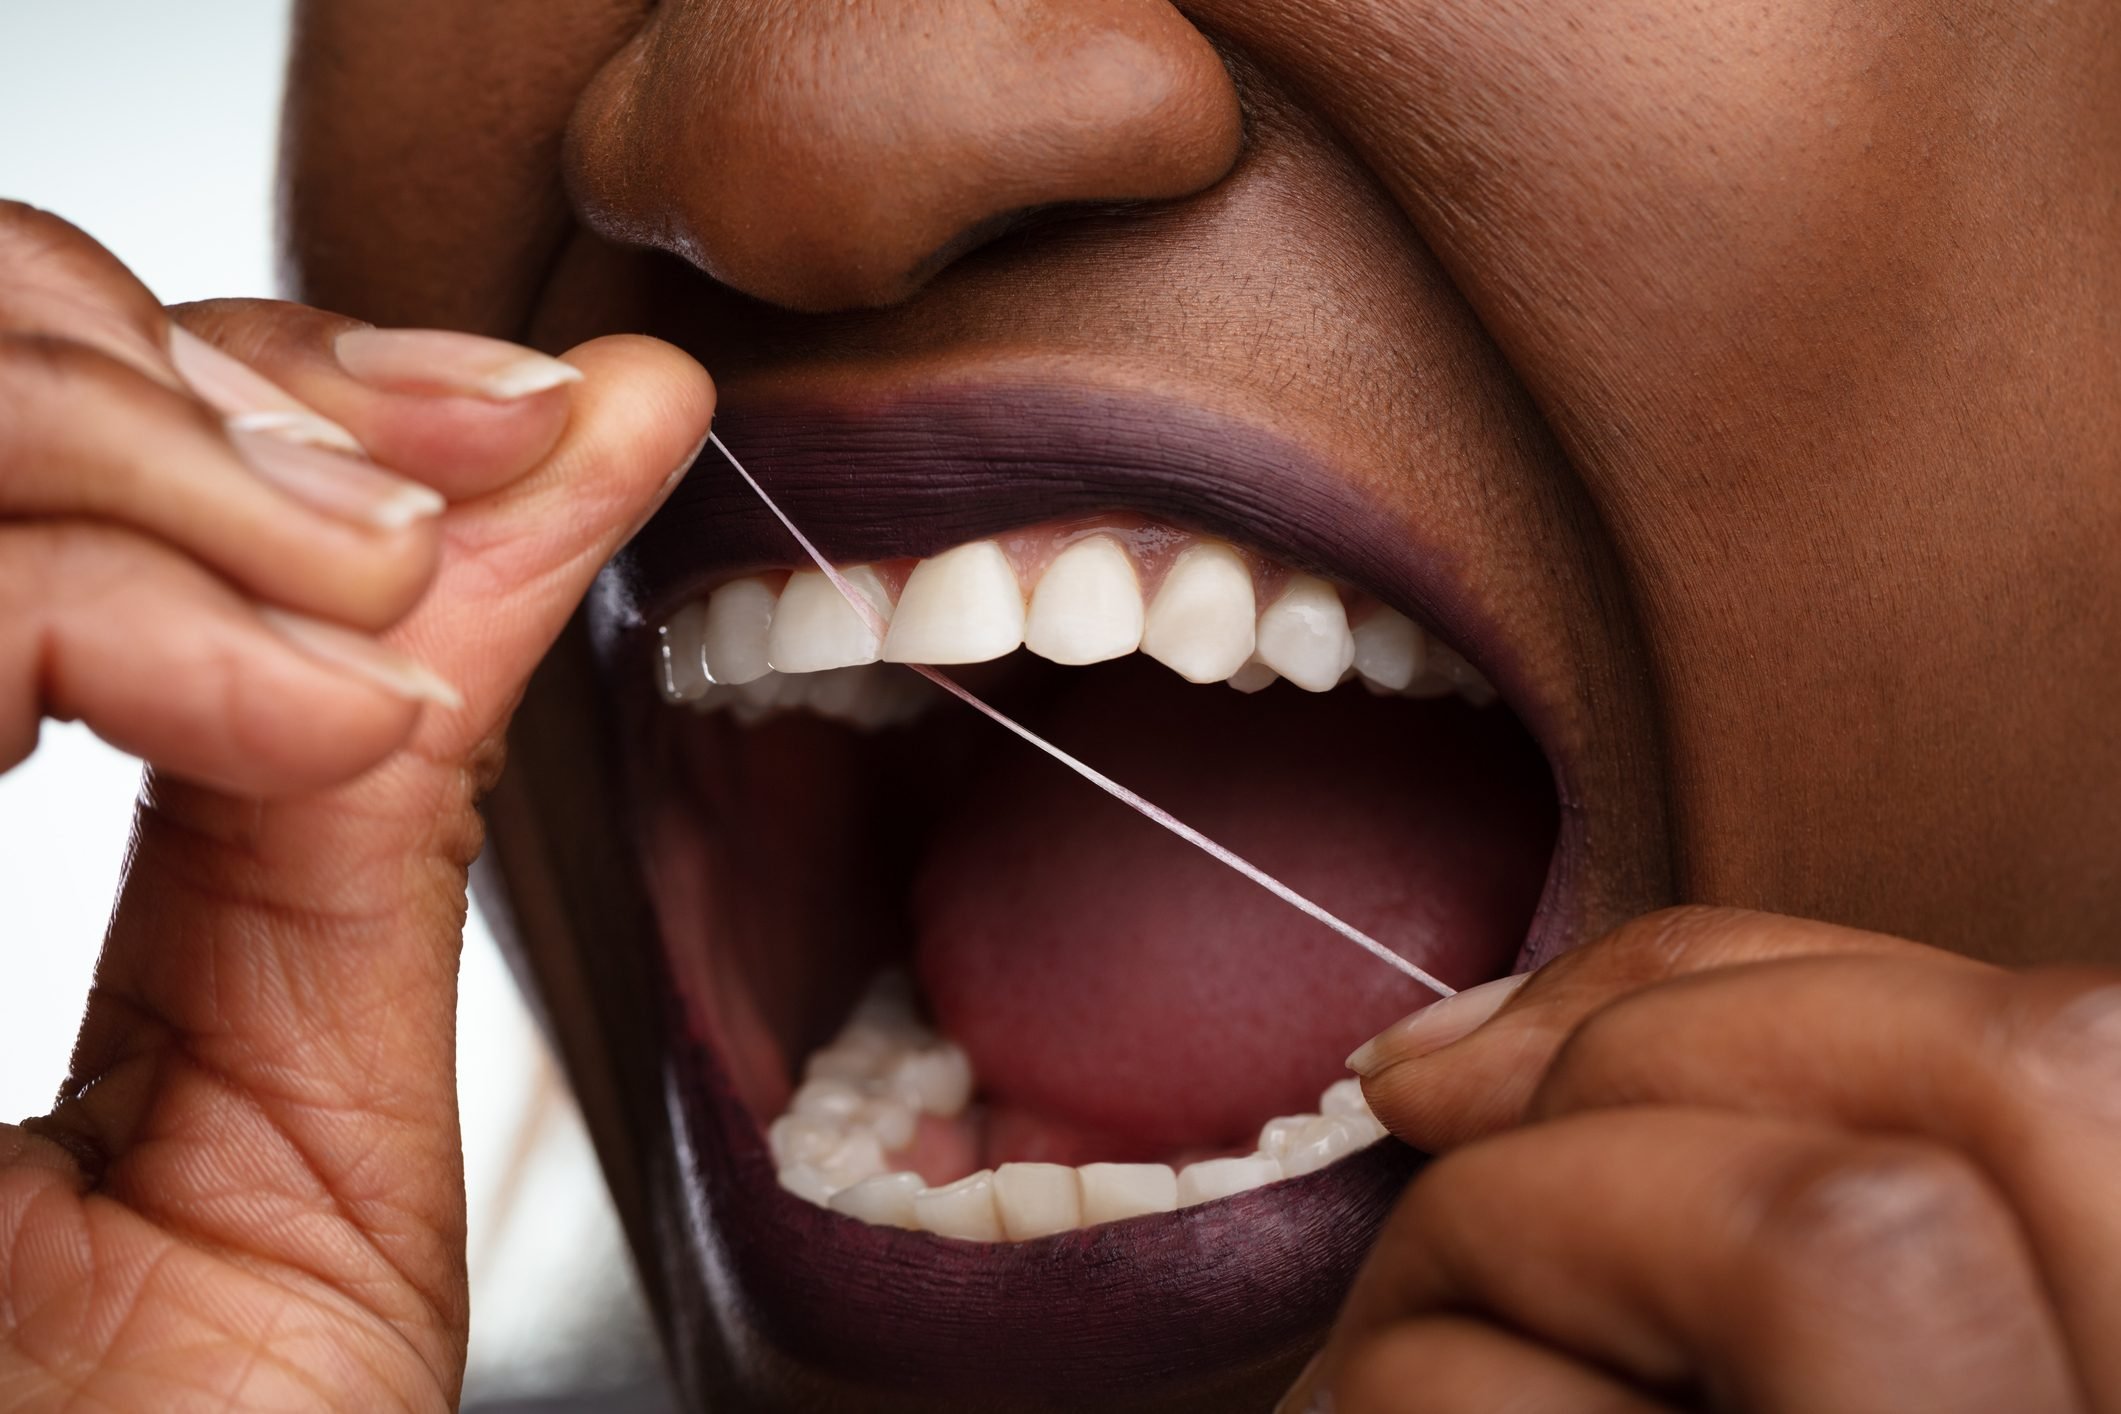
left=1, top=0, right=2116, bottom=1409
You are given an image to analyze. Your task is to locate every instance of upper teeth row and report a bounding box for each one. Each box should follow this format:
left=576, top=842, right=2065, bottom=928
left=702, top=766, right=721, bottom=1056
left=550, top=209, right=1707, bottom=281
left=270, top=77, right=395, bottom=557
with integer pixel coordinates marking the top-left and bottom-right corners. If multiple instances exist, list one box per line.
left=655, top=531, right=1496, bottom=726
left=770, top=976, right=1389, bottom=1242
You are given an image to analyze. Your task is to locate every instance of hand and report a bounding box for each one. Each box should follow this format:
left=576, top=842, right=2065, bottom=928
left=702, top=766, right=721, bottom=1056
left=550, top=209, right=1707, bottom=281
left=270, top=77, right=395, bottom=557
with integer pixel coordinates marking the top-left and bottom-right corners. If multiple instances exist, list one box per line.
left=0, top=202, right=714, bottom=1409
left=1286, top=907, right=2117, bottom=1414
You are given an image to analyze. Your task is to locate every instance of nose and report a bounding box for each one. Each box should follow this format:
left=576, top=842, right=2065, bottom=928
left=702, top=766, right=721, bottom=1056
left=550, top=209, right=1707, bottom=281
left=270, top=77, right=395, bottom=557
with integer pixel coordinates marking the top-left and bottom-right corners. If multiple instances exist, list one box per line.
left=564, top=0, right=1242, bottom=312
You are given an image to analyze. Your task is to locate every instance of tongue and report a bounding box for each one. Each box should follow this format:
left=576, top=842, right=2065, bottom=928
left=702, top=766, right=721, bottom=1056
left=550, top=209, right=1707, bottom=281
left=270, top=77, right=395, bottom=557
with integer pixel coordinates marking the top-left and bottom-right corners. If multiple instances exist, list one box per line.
left=912, top=660, right=1556, bottom=1151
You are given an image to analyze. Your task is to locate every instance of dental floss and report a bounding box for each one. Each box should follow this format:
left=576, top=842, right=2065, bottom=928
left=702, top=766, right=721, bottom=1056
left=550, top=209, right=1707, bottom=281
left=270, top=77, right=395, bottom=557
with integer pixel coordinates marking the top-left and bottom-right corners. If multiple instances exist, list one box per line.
left=706, top=431, right=1457, bottom=1002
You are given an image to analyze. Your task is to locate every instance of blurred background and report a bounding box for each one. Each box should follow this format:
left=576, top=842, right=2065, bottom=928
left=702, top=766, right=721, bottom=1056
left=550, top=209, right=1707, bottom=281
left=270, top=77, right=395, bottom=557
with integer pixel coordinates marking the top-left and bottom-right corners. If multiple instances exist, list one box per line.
left=0, top=5, right=672, bottom=1408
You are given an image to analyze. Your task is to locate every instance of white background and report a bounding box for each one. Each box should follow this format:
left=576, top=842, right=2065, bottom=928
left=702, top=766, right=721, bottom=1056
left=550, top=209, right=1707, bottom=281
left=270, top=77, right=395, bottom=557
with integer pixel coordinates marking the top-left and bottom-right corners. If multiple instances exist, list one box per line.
left=0, top=4, right=661, bottom=1402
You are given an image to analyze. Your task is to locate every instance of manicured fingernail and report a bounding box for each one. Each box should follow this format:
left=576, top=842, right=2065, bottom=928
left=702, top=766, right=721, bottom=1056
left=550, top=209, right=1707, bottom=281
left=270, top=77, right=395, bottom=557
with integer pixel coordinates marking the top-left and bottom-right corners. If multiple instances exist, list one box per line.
left=231, top=428, right=445, bottom=532
left=259, top=609, right=463, bottom=710
left=334, top=327, right=584, bottom=401
left=167, top=326, right=365, bottom=454
left=1346, top=972, right=1531, bottom=1077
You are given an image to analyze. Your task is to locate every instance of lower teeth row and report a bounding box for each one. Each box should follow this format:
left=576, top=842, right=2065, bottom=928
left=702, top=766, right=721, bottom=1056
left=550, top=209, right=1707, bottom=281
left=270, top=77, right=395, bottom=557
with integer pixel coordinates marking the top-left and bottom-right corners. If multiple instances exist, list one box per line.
left=770, top=976, right=1389, bottom=1242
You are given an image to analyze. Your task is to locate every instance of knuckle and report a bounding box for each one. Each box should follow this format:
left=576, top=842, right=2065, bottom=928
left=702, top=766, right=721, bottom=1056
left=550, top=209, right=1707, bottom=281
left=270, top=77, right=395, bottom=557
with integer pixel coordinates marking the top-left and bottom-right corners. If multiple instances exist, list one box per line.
left=1750, top=1141, right=2003, bottom=1293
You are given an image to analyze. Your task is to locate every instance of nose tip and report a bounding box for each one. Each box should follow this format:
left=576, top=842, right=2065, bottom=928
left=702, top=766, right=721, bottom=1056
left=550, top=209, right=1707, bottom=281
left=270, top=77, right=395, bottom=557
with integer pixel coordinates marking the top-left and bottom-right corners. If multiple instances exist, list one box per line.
left=565, top=0, right=1243, bottom=312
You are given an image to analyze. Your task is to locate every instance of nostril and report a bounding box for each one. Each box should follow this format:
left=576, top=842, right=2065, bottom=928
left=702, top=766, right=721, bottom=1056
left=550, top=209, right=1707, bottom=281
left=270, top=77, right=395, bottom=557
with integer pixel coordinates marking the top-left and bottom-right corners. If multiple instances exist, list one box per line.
left=562, top=0, right=1243, bottom=313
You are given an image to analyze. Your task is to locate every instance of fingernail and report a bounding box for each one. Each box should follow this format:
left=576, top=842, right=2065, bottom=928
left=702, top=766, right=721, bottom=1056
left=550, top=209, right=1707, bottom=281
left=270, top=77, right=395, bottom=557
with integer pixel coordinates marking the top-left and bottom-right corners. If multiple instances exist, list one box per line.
left=334, top=327, right=584, bottom=401
left=231, top=428, right=445, bottom=532
left=167, top=326, right=365, bottom=454
left=1346, top=972, right=1531, bottom=1077
left=259, top=609, right=463, bottom=710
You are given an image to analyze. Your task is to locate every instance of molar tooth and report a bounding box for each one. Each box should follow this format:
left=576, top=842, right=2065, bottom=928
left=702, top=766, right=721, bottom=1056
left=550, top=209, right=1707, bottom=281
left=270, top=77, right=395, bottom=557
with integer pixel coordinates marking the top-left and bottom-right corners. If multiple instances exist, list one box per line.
left=829, top=1171, right=925, bottom=1228
left=1176, top=1154, right=1284, bottom=1207
left=914, top=1169, right=1004, bottom=1241
left=1141, top=542, right=1256, bottom=683
left=1425, top=641, right=1497, bottom=706
left=1226, top=660, right=1279, bottom=694
left=768, top=566, right=892, bottom=673
left=993, top=1162, right=1084, bottom=1239
left=1076, top=1162, right=1179, bottom=1225
left=814, top=1130, right=888, bottom=1190
left=1279, top=1116, right=1365, bottom=1177
left=1351, top=606, right=1424, bottom=693
left=778, top=1163, right=837, bottom=1205
left=882, top=541, right=1025, bottom=665
left=1254, top=574, right=1355, bottom=692
left=655, top=601, right=712, bottom=702
left=884, top=1043, right=974, bottom=1117
left=769, top=1114, right=845, bottom=1168
left=790, top=1078, right=867, bottom=1124
left=702, top=575, right=777, bottom=685
left=1024, top=535, right=1145, bottom=665
left=855, top=1097, right=918, bottom=1152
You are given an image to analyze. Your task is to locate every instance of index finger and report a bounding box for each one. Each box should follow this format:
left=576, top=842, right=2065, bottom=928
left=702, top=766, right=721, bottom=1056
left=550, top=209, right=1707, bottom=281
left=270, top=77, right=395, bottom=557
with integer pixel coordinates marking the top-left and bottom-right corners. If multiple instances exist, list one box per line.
left=1352, top=907, right=1946, bottom=1150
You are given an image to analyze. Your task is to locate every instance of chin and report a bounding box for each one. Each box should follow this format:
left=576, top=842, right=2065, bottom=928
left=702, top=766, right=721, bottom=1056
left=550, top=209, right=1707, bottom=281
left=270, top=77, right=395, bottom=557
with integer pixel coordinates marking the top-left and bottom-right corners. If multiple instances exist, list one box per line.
left=477, top=373, right=1605, bottom=1412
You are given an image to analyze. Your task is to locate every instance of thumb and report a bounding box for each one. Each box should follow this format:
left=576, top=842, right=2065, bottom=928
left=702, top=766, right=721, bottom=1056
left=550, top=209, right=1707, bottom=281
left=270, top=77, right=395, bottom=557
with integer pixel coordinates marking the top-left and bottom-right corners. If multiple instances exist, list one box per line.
left=34, top=334, right=710, bottom=1378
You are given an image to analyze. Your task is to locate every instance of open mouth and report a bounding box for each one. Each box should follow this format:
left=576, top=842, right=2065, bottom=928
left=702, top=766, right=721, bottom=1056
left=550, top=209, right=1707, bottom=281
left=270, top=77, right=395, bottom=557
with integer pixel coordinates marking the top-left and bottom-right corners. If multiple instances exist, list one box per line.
left=586, top=380, right=1571, bottom=1408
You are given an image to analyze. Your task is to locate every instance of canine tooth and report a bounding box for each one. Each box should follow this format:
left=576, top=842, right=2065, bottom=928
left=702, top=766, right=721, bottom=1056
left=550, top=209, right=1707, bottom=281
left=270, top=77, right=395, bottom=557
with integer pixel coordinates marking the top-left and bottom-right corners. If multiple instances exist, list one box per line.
left=914, top=1170, right=1005, bottom=1241
left=1351, top=606, right=1424, bottom=692
left=778, top=1163, right=837, bottom=1205
left=830, top=1171, right=925, bottom=1228
left=1025, top=535, right=1145, bottom=665
left=1176, top=1154, right=1284, bottom=1207
left=1226, top=660, right=1279, bottom=694
left=1142, top=542, right=1256, bottom=683
left=1257, top=1115, right=1313, bottom=1161
left=1077, top=1163, right=1179, bottom=1225
left=814, top=1130, right=889, bottom=1190
left=884, top=1043, right=974, bottom=1117
left=1255, top=574, right=1355, bottom=692
left=882, top=541, right=1025, bottom=665
left=702, top=575, right=777, bottom=685
left=769, top=1114, right=845, bottom=1168
left=1280, top=1116, right=1366, bottom=1177
left=655, top=601, right=712, bottom=702
left=791, top=1078, right=868, bottom=1124
left=993, top=1162, right=1084, bottom=1239
left=768, top=566, right=892, bottom=673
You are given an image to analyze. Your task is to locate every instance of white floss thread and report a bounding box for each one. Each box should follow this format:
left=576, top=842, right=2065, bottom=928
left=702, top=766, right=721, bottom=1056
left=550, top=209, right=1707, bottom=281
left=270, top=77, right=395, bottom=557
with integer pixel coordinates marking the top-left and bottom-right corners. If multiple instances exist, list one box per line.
left=706, top=431, right=1457, bottom=1001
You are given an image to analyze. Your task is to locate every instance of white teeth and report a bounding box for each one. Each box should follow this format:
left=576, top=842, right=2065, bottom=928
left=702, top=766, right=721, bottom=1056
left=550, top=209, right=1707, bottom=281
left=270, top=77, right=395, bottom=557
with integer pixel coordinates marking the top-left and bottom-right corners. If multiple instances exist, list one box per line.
left=768, top=565, right=892, bottom=673
left=1024, top=535, right=1145, bottom=665
left=992, top=1162, right=1084, bottom=1240
left=1077, top=1163, right=1180, bottom=1225
left=914, top=1169, right=1005, bottom=1241
left=1278, top=1115, right=1370, bottom=1177
left=1141, top=541, right=1257, bottom=683
left=702, top=575, right=778, bottom=685
left=882, top=1043, right=974, bottom=1118
left=769, top=977, right=1400, bottom=1236
left=778, top=1163, right=838, bottom=1206
left=655, top=601, right=713, bottom=702
left=1254, top=574, right=1355, bottom=692
left=768, top=1114, right=846, bottom=1169
left=1350, top=605, right=1424, bottom=693
left=1426, top=641, right=1498, bottom=706
left=1319, top=1077, right=1373, bottom=1120
left=882, top=540, right=1025, bottom=665
left=1226, top=659, right=1280, bottom=694
left=1176, top=1154, right=1284, bottom=1207
left=829, top=1171, right=925, bottom=1229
